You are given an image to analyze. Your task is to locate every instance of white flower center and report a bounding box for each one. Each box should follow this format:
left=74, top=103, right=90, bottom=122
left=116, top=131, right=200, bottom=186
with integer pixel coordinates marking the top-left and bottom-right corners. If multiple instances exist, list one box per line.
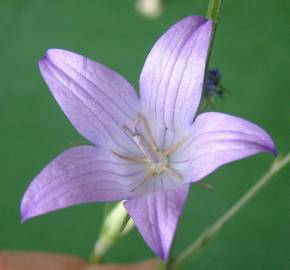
left=112, top=113, right=185, bottom=191
left=145, top=151, right=168, bottom=175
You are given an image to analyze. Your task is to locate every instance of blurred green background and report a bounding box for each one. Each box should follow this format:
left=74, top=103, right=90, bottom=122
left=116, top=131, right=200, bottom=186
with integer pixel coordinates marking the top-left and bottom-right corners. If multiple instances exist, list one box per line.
left=0, top=0, right=289, bottom=269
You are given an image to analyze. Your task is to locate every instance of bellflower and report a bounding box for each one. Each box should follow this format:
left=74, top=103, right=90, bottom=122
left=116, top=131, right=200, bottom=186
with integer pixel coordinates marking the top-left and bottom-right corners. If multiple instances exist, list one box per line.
left=21, top=16, right=276, bottom=260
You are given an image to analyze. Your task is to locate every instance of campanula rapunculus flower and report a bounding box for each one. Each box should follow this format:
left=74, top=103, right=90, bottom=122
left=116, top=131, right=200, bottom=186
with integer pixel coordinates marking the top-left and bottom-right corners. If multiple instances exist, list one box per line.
left=21, top=16, right=276, bottom=260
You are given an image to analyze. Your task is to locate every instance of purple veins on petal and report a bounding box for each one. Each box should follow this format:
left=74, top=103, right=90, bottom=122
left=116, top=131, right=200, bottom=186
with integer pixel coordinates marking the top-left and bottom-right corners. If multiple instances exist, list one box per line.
left=139, top=16, right=213, bottom=135
left=20, top=146, right=144, bottom=222
left=124, top=184, right=189, bottom=260
left=21, top=14, right=277, bottom=261
left=172, top=112, right=276, bottom=183
left=39, top=49, right=140, bottom=155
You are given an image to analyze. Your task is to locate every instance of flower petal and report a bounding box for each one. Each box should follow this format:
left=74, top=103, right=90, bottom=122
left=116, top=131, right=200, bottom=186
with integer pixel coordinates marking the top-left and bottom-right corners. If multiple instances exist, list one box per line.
left=39, top=49, right=140, bottom=154
left=21, top=145, right=145, bottom=222
left=139, top=16, right=213, bottom=147
left=124, top=184, right=189, bottom=260
left=172, top=112, right=276, bottom=183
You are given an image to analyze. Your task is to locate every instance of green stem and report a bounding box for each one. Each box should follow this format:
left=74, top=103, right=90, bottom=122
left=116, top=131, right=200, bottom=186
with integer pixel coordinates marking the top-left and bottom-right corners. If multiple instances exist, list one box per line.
left=207, top=0, right=223, bottom=22
left=204, top=0, right=223, bottom=71
left=172, top=153, right=290, bottom=269
left=198, top=0, right=223, bottom=113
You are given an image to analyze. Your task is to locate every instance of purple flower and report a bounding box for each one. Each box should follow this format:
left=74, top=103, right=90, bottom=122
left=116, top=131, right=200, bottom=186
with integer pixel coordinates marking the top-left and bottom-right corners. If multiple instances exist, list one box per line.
left=21, top=16, right=276, bottom=260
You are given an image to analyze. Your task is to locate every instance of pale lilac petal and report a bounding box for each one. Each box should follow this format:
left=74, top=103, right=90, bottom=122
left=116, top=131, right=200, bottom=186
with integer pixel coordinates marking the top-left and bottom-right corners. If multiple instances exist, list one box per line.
left=124, top=184, right=189, bottom=260
left=139, top=16, right=213, bottom=147
left=21, top=145, right=144, bottom=222
left=172, top=112, right=276, bottom=183
left=39, top=49, right=140, bottom=154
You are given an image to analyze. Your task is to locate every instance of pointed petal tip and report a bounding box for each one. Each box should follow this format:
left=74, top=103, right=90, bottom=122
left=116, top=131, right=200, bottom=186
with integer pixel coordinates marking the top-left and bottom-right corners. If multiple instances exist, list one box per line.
left=20, top=212, right=26, bottom=224
left=41, top=48, right=61, bottom=57
left=182, top=15, right=212, bottom=24
left=254, top=130, right=277, bottom=157
left=20, top=192, right=46, bottom=224
left=159, top=250, right=168, bottom=261
left=38, top=52, right=50, bottom=70
left=124, top=186, right=189, bottom=261
left=268, top=141, right=277, bottom=157
left=20, top=214, right=28, bottom=224
left=188, top=15, right=213, bottom=27
left=269, top=134, right=277, bottom=156
left=20, top=195, right=34, bottom=224
left=38, top=48, right=61, bottom=66
left=20, top=208, right=43, bottom=224
left=177, top=15, right=213, bottom=37
left=40, top=48, right=83, bottom=65
left=257, top=130, right=277, bottom=157
left=20, top=203, right=30, bottom=224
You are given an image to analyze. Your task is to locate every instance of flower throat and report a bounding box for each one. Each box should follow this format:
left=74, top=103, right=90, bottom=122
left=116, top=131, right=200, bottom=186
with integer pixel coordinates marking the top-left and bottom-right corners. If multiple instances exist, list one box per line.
left=112, top=114, right=185, bottom=191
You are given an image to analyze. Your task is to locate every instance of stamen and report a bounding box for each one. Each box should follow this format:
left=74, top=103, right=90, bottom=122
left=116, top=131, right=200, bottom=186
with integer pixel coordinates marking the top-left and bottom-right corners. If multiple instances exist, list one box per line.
left=130, top=172, right=153, bottom=191
left=123, top=122, right=160, bottom=164
left=123, top=124, right=134, bottom=136
left=136, top=113, right=157, bottom=151
left=196, top=182, right=212, bottom=189
left=115, top=115, right=187, bottom=190
left=163, top=138, right=186, bottom=156
left=165, top=167, right=183, bottom=180
left=111, top=150, right=146, bottom=164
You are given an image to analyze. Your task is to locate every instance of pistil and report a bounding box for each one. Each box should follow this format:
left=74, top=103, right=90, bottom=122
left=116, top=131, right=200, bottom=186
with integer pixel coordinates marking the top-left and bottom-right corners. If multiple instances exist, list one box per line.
left=112, top=114, right=186, bottom=190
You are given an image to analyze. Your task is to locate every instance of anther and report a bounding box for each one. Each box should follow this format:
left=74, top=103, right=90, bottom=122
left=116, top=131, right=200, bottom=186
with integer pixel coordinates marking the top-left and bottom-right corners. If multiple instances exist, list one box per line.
left=165, top=168, right=183, bottom=180
left=136, top=113, right=157, bottom=151
left=163, top=138, right=186, bottom=156
left=111, top=150, right=146, bottom=164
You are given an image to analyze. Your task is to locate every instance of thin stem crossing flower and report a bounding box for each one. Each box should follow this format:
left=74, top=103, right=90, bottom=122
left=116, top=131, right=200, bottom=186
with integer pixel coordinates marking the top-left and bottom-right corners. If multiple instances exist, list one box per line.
left=21, top=16, right=276, bottom=260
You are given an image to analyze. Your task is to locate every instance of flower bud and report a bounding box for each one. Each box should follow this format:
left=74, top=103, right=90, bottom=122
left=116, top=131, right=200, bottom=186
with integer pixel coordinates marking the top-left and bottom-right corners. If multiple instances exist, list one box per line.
left=92, top=202, right=134, bottom=262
